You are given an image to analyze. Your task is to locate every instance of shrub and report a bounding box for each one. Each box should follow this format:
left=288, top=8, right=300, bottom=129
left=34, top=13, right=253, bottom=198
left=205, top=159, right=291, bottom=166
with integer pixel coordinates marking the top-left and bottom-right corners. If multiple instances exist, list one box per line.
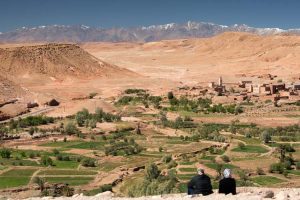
left=89, top=92, right=98, bottom=99
left=82, top=158, right=96, bottom=167
left=167, top=92, right=174, bottom=100
left=256, top=167, right=265, bottom=175
left=0, top=148, right=11, bottom=159
left=29, top=127, right=35, bottom=135
left=238, top=142, right=245, bottom=149
left=237, top=170, right=252, bottom=186
left=33, top=176, right=46, bottom=192
left=145, top=163, right=160, bottom=181
left=53, top=149, right=60, bottom=155
left=29, top=152, right=36, bottom=159
left=162, top=155, right=172, bottom=163
left=75, top=109, right=89, bottom=127
left=284, top=160, right=292, bottom=170
left=41, top=156, right=53, bottom=166
left=221, top=155, right=230, bottom=163
left=64, top=122, right=79, bottom=135
left=158, top=146, right=163, bottom=152
left=20, top=151, right=27, bottom=158
left=296, top=162, right=300, bottom=170
left=167, top=160, right=178, bottom=169
left=98, top=184, right=112, bottom=193
left=260, top=131, right=271, bottom=143
left=245, top=132, right=252, bottom=138
left=269, top=163, right=284, bottom=174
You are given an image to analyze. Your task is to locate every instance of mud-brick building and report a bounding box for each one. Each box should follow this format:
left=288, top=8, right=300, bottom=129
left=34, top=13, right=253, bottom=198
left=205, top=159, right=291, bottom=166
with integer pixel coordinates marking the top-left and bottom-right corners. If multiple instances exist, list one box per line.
left=270, top=83, right=285, bottom=94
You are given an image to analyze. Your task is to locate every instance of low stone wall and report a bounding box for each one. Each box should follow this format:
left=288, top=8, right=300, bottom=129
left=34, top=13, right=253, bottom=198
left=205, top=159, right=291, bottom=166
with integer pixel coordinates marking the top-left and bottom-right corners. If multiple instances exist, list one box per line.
left=23, top=187, right=300, bottom=200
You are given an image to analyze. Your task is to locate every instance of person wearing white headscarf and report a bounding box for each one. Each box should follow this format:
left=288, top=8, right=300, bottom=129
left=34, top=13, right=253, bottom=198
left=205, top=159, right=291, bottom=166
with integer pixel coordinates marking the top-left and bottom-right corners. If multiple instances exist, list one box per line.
left=219, top=168, right=236, bottom=195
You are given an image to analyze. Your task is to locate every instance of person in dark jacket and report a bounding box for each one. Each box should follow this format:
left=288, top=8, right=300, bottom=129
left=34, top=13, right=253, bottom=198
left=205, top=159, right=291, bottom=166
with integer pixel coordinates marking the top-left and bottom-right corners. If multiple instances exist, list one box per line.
left=219, top=168, right=236, bottom=195
left=187, top=168, right=213, bottom=196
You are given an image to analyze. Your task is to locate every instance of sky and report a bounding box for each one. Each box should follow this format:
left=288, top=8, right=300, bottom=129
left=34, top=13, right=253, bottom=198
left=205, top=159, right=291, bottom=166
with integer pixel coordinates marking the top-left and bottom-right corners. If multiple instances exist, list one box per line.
left=0, top=0, right=300, bottom=32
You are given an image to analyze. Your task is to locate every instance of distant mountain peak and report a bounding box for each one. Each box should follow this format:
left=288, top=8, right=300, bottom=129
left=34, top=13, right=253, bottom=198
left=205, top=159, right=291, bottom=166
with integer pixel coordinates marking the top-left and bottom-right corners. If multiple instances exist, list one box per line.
left=0, top=21, right=299, bottom=43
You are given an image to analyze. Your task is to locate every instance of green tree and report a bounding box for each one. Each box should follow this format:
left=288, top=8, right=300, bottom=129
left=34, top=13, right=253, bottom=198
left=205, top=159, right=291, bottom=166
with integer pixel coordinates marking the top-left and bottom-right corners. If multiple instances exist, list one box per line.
left=167, top=92, right=174, bottom=100
left=261, top=130, right=272, bottom=143
left=145, top=163, right=160, bottom=181
left=0, top=148, right=11, bottom=159
left=41, top=156, right=53, bottom=166
left=64, top=122, right=79, bottom=135
left=33, top=177, right=46, bottom=192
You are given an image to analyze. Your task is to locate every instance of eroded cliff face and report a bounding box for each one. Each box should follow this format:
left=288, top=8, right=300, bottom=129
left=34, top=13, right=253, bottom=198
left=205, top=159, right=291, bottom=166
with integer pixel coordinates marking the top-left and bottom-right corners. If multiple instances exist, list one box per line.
left=23, top=188, right=300, bottom=200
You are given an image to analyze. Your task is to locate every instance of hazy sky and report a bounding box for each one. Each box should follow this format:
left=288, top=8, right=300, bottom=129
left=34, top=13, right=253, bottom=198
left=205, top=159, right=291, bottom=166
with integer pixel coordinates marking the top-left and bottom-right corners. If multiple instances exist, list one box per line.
left=0, top=0, right=300, bottom=32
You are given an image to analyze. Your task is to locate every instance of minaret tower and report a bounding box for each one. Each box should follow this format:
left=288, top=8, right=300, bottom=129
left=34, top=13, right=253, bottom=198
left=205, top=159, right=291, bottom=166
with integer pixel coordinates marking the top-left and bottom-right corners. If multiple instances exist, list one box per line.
left=218, top=76, right=223, bottom=86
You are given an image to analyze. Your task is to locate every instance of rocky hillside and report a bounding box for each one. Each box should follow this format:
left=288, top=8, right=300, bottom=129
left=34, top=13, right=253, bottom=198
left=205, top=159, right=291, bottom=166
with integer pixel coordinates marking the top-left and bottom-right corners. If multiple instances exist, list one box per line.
left=0, top=75, right=26, bottom=102
left=1, top=21, right=300, bottom=43
left=0, top=43, right=135, bottom=79
left=24, top=188, right=300, bottom=200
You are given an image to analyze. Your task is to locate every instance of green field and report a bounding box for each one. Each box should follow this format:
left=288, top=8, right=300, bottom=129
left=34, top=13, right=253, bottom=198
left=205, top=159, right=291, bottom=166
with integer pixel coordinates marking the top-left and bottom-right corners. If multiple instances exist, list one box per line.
left=179, top=161, right=196, bottom=165
left=45, top=176, right=94, bottom=186
left=54, top=160, right=80, bottom=169
left=0, top=169, right=36, bottom=189
left=287, top=170, right=300, bottom=176
left=251, top=176, right=285, bottom=186
left=0, top=158, right=39, bottom=166
left=177, top=174, right=195, bottom=181
left=179, top=167, right=197, bottom=173
left=204, top=163, right=238, bottom=170
left=40, top=141, right=105, bottom=150
left=232, top=145, right=268, bottom=153
left=38, top=169, right=97, bottom=176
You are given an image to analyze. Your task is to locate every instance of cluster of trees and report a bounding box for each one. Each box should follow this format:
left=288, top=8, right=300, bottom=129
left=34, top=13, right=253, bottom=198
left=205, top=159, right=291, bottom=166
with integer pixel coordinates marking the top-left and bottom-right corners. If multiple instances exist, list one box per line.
left=124, top=89, right=146, bottom=95
left=104, top=138, right=143, bottom=156
left=167, top=92, right=211, bottom=112
left=75, top=108, right=120, bottom=128
left=167, top=92, right=243, bottom=114
left=206, top=104, right=243, bottom=115
left=191, top=124, right=227, bottom=142
left=237, top=124, right=300, bottom=143
left=9, top=116, right=54, bottom=130
left=127, top=163, right=178, bottom=197
left=158, top=112, right=196, bottom=130
left=115, top=91, right=162, bottom=109
left=269, top=144, right=297, bottom=176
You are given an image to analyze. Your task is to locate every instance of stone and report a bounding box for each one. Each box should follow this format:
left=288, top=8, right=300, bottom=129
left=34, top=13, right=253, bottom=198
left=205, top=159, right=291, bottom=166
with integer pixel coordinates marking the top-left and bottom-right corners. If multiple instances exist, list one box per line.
left=263, top=190, right=274, bottom=198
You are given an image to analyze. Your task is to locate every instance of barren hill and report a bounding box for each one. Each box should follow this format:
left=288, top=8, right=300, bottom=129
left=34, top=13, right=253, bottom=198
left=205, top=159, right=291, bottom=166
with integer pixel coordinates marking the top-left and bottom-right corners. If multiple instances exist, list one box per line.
left=0, top=43, right=135, bottom=81
left=83, top=32, right=300, bottom=83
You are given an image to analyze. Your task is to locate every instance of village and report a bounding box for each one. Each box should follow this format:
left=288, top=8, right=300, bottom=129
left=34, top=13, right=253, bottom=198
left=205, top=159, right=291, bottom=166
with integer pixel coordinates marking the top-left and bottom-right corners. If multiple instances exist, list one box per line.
left=174, top=75, right=300, bottom=107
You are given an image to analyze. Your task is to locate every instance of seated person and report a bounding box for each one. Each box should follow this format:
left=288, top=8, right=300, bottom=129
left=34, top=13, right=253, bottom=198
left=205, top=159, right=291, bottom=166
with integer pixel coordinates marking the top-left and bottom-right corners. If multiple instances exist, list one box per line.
left=187, top=168, right=213, bottom=196
left=219, top=168, right=236, bottom=195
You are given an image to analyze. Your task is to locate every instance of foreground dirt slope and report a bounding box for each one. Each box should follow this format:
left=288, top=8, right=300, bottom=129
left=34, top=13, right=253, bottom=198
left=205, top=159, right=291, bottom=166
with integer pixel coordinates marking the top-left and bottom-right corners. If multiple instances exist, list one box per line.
left=83, top=32, right=300, bottom=83
left=25, top=188, right=300, bottom=200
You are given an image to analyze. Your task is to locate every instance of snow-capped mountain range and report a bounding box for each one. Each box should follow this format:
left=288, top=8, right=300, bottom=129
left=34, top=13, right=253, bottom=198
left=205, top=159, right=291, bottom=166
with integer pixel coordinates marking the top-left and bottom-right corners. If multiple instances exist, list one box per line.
left=0, top=21, right=300, bottom=43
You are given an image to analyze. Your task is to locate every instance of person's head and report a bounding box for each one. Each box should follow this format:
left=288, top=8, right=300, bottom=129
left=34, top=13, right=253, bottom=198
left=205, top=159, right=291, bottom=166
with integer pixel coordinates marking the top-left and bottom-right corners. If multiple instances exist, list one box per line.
left=197, top=168, right=204, bottom=175
left=223, top=168, right=231, bottom=178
